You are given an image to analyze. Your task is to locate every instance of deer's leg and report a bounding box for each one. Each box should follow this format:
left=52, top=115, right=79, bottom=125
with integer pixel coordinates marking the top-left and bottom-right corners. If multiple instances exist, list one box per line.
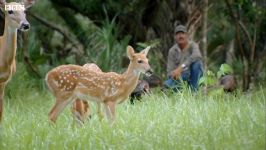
left=0, top=84, right=5, bottom=122
left=104, top=101, right=116, bottom=124
left=72, top=111, right=84, bottom=126
left=97, top=102, right=104, bottom=121
left=72, top=99, right=84, bottom=123
left=48, top=96, right=74, bottom=123
left=83, top=101, right=91, bottom=120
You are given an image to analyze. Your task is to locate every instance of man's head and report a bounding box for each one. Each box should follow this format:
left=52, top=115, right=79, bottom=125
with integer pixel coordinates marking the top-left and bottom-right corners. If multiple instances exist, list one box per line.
left=174, top=25, right=189, bottom=48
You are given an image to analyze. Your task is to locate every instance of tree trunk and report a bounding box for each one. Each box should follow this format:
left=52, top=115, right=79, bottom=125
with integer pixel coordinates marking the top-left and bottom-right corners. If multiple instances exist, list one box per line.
left=225, top=39, right=235, bottom=65
left=202, top=0, right=208, bottom=71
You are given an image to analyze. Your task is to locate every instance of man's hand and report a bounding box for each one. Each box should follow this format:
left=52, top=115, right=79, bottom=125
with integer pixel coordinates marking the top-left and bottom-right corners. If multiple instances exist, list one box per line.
left=171, top=66, right=183, bottom=80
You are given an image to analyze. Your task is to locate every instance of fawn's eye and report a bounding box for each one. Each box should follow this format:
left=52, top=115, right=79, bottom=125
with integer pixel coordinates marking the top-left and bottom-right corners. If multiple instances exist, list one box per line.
left=137, top=60, right=143, bottom=64
left=8, top=10, right=14, bottom=14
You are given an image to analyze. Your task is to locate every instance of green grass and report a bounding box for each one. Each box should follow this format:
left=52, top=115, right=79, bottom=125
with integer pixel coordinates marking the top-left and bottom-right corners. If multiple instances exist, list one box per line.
left=0, top=67, right=265, bottom=150
left=0, top=88, right=265, bottom=150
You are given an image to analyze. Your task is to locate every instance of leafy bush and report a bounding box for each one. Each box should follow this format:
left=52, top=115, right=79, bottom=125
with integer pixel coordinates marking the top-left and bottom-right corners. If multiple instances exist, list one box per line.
left=199, top=63, right=234, bottom=86
left=85, top=18, right=130, bottom=72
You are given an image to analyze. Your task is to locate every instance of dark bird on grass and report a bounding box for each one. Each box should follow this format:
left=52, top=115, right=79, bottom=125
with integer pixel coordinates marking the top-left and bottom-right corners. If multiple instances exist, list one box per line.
left=219, top=74, right=237, bottom=92
left=143, top=74, right=162, bottom=88
left=130, top=80, right=150, bottom=104
left=130, top=74, right=162, bottom=104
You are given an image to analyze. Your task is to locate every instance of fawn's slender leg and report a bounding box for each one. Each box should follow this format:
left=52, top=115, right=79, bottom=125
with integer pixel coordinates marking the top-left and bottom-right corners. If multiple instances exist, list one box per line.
left=73, top=110, right=84, bottom=124
left=104, top=101, right=116, bottom=124
left=48, top=97, right=73, bottom=123
left=97, top=102, right=104, bottom=121
left=0, top=84, right=5, bottom=122
left=72, top=112, right=84, bottom=127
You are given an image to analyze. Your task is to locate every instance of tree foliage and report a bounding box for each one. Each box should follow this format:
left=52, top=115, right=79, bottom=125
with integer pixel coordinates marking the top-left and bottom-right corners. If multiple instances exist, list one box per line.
left=0, top=0, right=265, bottom=91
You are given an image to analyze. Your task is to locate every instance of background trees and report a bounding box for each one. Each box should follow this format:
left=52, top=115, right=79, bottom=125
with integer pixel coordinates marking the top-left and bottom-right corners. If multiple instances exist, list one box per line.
left=0, top=0, right=265, bottom=91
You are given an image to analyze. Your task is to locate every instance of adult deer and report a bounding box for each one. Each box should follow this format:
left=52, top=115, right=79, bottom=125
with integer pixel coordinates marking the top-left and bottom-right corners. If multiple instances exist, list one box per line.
left=46, top=46, right=152, bottom=124
left=0, top=0, right=35, bottom=122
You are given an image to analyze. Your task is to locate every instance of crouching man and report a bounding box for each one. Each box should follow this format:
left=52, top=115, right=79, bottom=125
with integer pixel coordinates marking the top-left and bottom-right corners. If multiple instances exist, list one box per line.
left=163, top=25, right=203, bottom=92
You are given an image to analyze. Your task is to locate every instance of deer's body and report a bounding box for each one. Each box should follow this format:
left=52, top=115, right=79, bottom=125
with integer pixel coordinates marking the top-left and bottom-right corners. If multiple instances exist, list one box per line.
left=0, top=17, right=17, bottom=82
left=46, top=65, right=135, bottom=103
left=0, top=0, right=34, bottom=122
left=70, top=63, right=101, bottom=124
left=46, top=46, right=151, bottom=124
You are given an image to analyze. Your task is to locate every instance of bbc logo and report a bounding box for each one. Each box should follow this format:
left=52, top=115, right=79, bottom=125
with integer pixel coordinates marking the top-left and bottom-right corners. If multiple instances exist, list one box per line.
left=5, top=4, right=25, bottom=11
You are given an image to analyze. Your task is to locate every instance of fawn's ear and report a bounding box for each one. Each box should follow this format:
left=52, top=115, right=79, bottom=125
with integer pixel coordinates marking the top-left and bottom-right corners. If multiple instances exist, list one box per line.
left=0, top=0, right=6, bottom=8
left=141, top=46, right=151, bottom=56
left=21, top=0, right=35, bottom=9
left=127, top=46, right=135, bottom=60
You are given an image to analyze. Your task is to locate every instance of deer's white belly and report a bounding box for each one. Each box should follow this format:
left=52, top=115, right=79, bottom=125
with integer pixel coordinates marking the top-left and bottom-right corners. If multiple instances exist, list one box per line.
left=75, top=91, right=102, bottom=102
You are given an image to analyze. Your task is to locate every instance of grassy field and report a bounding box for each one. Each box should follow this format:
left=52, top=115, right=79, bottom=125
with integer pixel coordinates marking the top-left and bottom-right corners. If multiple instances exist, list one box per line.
left=0, top=70, right=265, bottom=150
left=0, top=88, right=265, bottom=150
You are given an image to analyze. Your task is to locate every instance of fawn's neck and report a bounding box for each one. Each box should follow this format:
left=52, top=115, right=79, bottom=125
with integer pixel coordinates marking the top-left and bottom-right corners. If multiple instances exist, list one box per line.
left=122, top=62, right=140, bottom=95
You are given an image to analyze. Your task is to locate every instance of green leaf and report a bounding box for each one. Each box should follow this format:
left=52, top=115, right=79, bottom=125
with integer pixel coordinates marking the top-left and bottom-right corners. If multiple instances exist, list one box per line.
left=199, top=70, right=216, bottom=86
left=217, top=64, right=233, bottom=78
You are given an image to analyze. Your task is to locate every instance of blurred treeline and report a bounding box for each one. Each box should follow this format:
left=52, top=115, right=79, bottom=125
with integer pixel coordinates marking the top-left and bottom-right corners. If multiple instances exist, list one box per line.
left=0, top=0, right=265, bottom=91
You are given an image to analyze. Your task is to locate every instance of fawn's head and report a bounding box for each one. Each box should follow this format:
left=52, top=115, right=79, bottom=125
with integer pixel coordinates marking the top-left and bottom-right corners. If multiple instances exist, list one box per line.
left=127, top=46, right=153, bottom=76
left=0, top=0, right=35, bottom=31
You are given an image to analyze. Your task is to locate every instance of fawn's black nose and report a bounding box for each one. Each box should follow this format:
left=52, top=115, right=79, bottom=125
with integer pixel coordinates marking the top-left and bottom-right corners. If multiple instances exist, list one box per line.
left=21, top=23, right=30, bottom=30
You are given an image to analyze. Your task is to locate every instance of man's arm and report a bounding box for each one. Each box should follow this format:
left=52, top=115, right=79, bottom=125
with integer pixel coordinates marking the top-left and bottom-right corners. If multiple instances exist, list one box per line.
left=171, top=66, right=183, bottom=79
left=167, top=47, right=183, bottom=79
left=182, top=42, right=202, bottom=67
